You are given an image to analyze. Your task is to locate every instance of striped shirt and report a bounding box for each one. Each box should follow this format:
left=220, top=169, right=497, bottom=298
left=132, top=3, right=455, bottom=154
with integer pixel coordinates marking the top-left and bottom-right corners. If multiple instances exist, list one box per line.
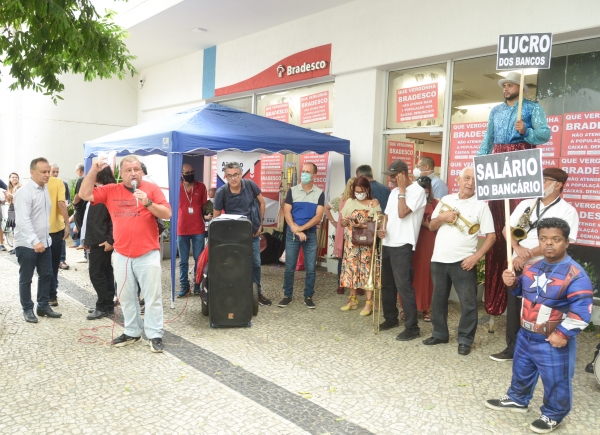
left=285, top=183, right=325, bottom=232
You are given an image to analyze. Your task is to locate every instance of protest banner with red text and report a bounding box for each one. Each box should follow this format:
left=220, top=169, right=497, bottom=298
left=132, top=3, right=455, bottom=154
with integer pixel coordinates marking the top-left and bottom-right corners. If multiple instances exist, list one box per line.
left=300, top=91, right=330, bottom=125
left=396, top=83, right=438, bottom=122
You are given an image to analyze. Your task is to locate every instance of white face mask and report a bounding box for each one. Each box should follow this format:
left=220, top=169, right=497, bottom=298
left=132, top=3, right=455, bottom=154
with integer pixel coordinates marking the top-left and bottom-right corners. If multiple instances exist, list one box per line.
left=355, top=192, right=367, bottom=201
left=413, top=168, right=422, bottom=178
left=543, top=181, right=557, bottom=199
left=208, top=197, right=214, bottom=202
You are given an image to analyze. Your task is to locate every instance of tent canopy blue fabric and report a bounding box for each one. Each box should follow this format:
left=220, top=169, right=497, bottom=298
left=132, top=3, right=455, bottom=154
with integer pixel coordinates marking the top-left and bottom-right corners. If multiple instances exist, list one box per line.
left=83, top=103, right=351, bottom=305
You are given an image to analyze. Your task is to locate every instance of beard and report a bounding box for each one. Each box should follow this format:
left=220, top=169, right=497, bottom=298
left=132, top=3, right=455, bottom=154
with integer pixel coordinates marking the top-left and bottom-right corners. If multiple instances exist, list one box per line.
left=543, top=182, right=557, bottom=199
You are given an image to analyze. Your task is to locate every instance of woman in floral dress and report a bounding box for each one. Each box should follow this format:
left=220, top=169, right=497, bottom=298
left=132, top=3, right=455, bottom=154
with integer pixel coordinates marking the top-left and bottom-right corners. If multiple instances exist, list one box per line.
left=339, top=176, right=382, bottom=316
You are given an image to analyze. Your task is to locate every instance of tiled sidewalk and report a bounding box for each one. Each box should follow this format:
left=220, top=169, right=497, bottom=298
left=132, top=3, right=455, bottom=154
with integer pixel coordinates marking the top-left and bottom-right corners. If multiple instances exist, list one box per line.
left=1, top=250, right=599, bottom=435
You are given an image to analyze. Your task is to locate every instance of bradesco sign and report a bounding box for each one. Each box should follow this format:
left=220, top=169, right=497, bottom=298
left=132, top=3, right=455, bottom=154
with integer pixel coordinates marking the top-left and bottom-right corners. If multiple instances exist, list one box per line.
left=474, top=148, right=544, bottom=201
left=496, top=33, right=553, bottom=69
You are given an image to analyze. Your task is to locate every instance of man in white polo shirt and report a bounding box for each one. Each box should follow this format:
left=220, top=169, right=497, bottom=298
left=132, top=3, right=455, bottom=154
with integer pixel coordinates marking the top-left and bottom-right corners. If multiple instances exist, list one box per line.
left=489, top=167, right=579, bottom=362
left=422, top=166, right=496, bottom=355
left=377, top=159, right=426, bottom=341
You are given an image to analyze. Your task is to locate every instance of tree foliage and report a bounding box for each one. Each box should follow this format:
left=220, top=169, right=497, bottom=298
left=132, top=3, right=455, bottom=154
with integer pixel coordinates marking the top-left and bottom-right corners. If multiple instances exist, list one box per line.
left=0, top=0, right=137, bottom=103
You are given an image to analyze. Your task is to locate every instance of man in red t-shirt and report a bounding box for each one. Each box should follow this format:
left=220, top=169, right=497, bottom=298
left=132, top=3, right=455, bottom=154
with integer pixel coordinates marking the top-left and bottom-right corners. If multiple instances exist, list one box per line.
left=79, top=156, right=171, bottom=353
left=177, top=163, right=207, bottom=297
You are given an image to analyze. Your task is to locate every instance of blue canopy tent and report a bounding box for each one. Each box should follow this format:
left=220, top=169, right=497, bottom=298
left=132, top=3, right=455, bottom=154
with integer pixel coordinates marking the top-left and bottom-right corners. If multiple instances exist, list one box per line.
left=83, top=103, right=351, bottom=307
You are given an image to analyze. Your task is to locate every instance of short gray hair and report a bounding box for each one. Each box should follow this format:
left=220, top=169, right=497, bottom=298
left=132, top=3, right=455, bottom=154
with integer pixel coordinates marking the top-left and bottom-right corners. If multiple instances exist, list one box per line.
left=225, top=162, right=241, bottom=172
left=76, top=163, right=84, bottom=172
left=51, top=163, right=59, bottom=169
left=459, top=166, right=474, bottom=178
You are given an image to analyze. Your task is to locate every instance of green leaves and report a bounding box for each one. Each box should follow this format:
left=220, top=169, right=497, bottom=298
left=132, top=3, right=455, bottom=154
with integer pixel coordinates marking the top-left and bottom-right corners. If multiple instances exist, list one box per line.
left=0, top=0, right=137, bottom=104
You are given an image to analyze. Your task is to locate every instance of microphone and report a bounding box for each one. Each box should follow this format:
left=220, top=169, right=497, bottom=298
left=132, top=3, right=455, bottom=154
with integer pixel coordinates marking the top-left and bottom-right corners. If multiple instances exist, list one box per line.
left=132, top=180, right=138, bottom=206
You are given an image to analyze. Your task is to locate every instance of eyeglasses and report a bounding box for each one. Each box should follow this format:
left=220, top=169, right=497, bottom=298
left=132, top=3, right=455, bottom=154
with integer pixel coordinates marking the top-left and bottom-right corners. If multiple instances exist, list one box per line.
left=182, top=170, right=195, bottom=176
left=225, top=173, right=241, bottom=180
left=543, top=178, right=557, bottom=183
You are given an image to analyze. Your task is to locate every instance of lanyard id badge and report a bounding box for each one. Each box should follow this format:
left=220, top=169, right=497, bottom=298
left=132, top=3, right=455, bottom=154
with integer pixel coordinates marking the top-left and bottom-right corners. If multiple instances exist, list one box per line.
left=188, top=207, right=194, bottom=214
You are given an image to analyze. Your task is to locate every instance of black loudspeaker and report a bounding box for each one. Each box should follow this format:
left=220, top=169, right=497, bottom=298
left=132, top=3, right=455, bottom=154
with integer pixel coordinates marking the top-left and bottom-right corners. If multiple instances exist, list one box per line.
left=208, top=218, right=254, bottom=327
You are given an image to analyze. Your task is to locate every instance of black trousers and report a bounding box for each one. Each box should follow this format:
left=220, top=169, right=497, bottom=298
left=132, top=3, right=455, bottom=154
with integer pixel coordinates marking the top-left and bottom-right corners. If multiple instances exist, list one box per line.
left=88, top=245, right=115, bottom=312
left=505, top=268, right=523, bottom=356
left=49, top=230, right=64, bottom=300
left=381, top=244, right=419, bottom=333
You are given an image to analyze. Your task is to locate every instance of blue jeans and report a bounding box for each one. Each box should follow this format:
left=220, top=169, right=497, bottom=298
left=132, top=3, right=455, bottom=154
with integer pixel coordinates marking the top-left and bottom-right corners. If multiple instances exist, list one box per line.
left=282, top=230, right=317, bottom=298
left=113, top=250, right=163, bottom=339
left=252, top=236, right=262, bottom=293
left=16, top=246, right=53, bottom=311
left=177, top=234, right=205, bottom=291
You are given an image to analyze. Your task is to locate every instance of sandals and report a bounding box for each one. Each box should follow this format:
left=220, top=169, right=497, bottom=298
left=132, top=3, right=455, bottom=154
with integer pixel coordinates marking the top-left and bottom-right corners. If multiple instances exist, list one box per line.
left=341, top=295, right=359, bottom=311
left=360, top=300, right=373, bottom=316
left=423, top=310, right=431, bottom=322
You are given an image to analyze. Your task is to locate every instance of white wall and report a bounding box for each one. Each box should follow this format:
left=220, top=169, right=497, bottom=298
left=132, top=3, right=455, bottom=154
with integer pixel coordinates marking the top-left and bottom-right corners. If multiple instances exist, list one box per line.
left=0, top=73, right=137, bottom=186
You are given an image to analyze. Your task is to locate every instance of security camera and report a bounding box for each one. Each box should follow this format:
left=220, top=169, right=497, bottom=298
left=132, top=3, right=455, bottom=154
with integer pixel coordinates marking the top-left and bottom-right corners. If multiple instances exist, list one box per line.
left=139, top=76, right=146, bottom=89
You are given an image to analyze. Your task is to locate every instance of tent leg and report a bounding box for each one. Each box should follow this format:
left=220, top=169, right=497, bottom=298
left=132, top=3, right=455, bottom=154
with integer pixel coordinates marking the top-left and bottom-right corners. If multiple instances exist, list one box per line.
left=171, top=301, right=175, bottom=309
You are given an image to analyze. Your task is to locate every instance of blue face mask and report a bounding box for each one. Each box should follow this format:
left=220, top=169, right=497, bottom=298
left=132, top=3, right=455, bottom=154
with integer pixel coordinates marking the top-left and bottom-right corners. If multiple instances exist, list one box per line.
left=301, top=172, right=312, bottom=185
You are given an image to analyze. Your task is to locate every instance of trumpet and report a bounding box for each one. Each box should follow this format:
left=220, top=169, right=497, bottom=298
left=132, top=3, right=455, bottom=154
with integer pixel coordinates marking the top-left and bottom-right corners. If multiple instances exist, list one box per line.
left=438, top=200, right=480, bottom=235
left=365, top=215, right=385, bottom=333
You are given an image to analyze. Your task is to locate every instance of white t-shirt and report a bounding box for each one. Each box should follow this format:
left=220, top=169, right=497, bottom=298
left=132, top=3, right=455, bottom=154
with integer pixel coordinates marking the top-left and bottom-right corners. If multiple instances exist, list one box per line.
left=383, top=183, right=426, bottom=250
left=510, top=196, right=579, bottom=263
left=431, top=193, right=495, bottom=263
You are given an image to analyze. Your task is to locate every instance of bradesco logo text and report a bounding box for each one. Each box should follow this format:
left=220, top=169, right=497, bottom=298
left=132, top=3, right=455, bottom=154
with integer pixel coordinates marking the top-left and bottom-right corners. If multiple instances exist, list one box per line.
left=277, top=61, right=328, bottom=78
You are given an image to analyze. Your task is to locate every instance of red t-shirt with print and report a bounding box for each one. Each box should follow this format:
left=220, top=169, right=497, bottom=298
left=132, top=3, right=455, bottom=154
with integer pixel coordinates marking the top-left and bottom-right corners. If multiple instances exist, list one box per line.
left=93, top=182, right=170, bottom=258
left=177, top=180, right=207, bottom=235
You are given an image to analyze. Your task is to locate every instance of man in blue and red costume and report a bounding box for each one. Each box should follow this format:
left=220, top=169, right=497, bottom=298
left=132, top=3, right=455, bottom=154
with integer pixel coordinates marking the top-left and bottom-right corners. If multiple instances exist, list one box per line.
left=486, top=217, right=593, bottom=434
left=477, top=72, right=551, bottom=321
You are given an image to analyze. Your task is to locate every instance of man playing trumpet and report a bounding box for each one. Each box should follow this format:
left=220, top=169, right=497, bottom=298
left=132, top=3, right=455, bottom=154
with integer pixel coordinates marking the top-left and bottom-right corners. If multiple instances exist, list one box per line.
left=422, top=166, right=495, bottom=355
left=489, top=168, right=579, bottom=362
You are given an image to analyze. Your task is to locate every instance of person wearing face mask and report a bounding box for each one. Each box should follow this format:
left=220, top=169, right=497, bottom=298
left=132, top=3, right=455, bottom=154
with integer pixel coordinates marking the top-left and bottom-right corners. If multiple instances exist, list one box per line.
left=413, top=157, right=448, bottom=200
left=278, top=163, right=325, bottom=309
left=339, top=176, right=382, bottom=315
left=176, top=163, right=208, bottom=298
left=489, top=168, right=579, bottom=363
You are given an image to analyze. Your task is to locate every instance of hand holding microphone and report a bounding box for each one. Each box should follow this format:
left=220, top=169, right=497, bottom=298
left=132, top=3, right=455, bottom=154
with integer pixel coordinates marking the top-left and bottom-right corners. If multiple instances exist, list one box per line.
left=132, top=180, right=150, bottom=208
left=132, top=180, right=139, bottom=207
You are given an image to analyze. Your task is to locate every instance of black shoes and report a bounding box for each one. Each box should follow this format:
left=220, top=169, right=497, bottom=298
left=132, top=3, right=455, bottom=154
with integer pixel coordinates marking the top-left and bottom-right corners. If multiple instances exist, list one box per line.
left=379, top=319, right=399, bottom=330
left=423, top=337, right=449, bottom=345
left=490, top=349, right=513, bottom=362
left=585, top=349, right=598, bottom=373
left=87, top=310, right=112, bottom=320
left=485, top=395, right=528, bottom=413
left=148, top=338, right=165, bottom=353
left=36, top=307, right=62, bottom=318
left=304, top=297, right=316, bottom=309
left=23, top=310, right=38, bottom=323
left=277, top=297, right=292, bottom=307
left=112, top=334, right=141, bottom=347
left=258, top=294, right=272, bottom=306
left=458, top=344, right=471, bottom=355
left=396, top=329, right=420, bottom=341
left=530, top=415, right=560, bottom=434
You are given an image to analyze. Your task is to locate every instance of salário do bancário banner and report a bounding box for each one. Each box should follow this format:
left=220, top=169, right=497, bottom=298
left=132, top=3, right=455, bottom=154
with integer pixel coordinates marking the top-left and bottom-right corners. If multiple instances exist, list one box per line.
left=474, top=148, right=544, bottom=201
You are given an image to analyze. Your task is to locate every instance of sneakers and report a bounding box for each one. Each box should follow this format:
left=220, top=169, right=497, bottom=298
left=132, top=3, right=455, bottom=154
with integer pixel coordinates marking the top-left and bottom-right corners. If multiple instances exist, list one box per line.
left=76, top=258, right=88, bottom=263
left=0, top=244, right=6, bottom=251
left=112, top=334, right=141, bottom=347
left=530, top=415, right=560, bottom=434
left=177, top=289, right=189, bottom=298
left=148, top=338, right=164, bottom=353
left=258, top=294, right=272, bottom=306
left=490, top=349, right=513, bottom=362
left=379, top=319, right=400, bottom=330
left=304, top=297, right=316, bottom=309
left=485, top=395, right=528, bottom=413
left=277, top=297, right=292, bottom=307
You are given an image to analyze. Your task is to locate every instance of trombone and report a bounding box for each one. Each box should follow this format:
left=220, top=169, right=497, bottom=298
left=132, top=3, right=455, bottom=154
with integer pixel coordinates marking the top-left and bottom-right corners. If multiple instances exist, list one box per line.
left=438, top=200, right=480, bottom=235
left=365, top=214, right=385, bottom=333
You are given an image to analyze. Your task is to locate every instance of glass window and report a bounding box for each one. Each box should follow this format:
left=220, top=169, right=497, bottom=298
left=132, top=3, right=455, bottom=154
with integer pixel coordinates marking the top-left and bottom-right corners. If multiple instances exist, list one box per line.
left=383, top=133, right=443, bottom=185
left=257, top=82, right=334, bottom=129
left=387, top=63, right=447, bottom=129
left=216, top=96, right=253, bottom=113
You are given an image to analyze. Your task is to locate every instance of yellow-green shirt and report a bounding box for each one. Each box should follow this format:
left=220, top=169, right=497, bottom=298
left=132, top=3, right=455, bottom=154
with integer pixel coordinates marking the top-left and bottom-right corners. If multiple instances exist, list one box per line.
left=48, top=177, right=66, bottom=233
